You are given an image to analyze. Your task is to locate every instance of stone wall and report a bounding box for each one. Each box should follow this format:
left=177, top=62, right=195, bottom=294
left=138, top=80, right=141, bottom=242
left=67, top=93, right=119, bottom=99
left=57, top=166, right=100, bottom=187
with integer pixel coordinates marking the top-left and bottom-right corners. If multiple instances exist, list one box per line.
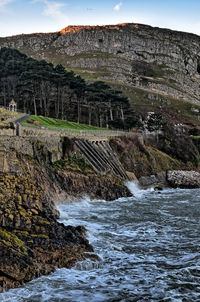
left=0, top=129, right=15, bottom=136
left=0, top=136, right=62, bottom=159
left=21, top=126, right=126, bottom=141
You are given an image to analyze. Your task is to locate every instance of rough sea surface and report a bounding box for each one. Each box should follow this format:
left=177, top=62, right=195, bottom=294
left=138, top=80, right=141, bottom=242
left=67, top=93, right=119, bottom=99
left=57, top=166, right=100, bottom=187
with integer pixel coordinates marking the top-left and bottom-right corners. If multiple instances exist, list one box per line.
left=1, top=183, right=200, bottom=301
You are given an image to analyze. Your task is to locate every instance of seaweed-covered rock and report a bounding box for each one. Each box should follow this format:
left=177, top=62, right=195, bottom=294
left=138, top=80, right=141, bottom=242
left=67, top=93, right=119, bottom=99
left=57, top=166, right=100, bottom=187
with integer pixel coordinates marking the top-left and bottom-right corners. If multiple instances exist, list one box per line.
left=0, top=174, right=94, bottom=292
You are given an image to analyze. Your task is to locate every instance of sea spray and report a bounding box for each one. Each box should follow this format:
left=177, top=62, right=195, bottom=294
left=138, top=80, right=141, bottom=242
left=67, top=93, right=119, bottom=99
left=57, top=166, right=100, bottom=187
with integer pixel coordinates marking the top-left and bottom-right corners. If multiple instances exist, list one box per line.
left=125, top=180, right=154, bottom=198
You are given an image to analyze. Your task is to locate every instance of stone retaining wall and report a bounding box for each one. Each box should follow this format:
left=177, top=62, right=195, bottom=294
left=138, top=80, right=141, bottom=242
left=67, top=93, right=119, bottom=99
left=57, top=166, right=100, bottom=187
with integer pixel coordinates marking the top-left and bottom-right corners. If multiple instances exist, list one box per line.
left=21, top=126, right=127, bottom=141
left=0, top=136, right=62, bottom=158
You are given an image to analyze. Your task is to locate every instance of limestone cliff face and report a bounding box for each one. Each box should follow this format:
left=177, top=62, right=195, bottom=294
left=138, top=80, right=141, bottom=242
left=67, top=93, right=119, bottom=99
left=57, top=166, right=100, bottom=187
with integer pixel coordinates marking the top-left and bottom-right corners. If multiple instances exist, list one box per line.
left=1, top=23, right=200, bottom=103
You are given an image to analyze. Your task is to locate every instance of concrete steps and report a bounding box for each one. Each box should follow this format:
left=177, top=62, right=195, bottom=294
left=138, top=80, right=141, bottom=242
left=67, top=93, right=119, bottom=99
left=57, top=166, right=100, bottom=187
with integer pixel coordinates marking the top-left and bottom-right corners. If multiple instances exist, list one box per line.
left=75, top=139, right=128, bottom=180
left=75, top=140, right=109, bottom=174
left=97, top=141, right=128, bottom=180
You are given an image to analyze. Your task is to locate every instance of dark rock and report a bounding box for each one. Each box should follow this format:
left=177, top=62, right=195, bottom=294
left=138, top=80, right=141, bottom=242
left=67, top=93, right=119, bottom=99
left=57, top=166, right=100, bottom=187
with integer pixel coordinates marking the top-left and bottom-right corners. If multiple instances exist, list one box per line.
left=0, top=174, right=95, bottom=292
left=0, top=140, right=132, bottom=293
left=139, top=172, right=167, bottom=188
left=154, top=186, right=163, bottom=191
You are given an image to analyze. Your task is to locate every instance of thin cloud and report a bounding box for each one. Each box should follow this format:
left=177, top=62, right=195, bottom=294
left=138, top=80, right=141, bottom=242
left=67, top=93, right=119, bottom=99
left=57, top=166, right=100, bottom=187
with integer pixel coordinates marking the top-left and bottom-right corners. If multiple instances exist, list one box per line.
left=32, top=0, right=67, bottom=20
left=114, top=2, right=123, bottom=12
left=43, top=1, right=65, bottom=19
left=0, top=0, right=13, bottom=11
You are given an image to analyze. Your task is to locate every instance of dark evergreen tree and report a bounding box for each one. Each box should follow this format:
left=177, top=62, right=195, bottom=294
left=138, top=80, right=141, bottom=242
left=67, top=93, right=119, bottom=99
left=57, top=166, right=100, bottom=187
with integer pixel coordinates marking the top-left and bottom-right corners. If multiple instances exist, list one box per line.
left=0, top=48, right=134, bottom=128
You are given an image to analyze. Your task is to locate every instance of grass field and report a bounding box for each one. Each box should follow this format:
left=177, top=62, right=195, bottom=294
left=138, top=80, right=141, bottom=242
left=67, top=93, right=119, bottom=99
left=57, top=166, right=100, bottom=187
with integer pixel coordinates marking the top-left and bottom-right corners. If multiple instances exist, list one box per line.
left=22, top=115, right=107, bottom=131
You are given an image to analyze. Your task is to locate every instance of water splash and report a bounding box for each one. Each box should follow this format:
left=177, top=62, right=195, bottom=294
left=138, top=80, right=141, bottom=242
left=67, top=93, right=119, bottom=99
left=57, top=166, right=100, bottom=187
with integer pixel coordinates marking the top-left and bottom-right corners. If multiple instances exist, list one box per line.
left=125, top=181, right=153, bottom=198
left=74, top=259, right=103, bottom=271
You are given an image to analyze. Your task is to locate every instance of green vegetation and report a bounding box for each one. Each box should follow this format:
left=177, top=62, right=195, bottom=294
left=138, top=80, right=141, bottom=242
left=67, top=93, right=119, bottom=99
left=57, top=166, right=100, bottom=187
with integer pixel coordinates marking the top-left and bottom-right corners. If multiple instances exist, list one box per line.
left=1, top=46, right=200, bottom=132
left=68, top=67, right=114, bottom=82
left=157, top=123, right=200, bottom=166
left=147, top=113, right=164, bottom=132
left=0, top=229, right=27, bottom=255
left=51, top=154, right=93, bottom=173
left=192, top=136, right=200, bottom=153
left=0, top=108, right=18, bottom=129
left=0, top=48, right=130, bottom=129
left=22, top=115, right=107, bottom=131
left=70, top=62, right=200, bottom=128
left=131, top=60, right=173, bottom=78
left=114, top=84, right=200, bottom=126
left=109, top=135, right=182, bottom=178
left=133, top=146, right=181, bottom=177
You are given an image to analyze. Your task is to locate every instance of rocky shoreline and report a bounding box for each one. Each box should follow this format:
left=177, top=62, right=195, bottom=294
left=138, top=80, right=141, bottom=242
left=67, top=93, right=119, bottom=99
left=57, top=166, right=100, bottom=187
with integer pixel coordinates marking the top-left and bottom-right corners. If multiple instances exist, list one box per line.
left=0, top=173, right=96, bottom=293
left=0, top=134, right=199, bottom=292
left=138, top=170, right=200, bottom=190
left=0, top=136, right=131, bottom=292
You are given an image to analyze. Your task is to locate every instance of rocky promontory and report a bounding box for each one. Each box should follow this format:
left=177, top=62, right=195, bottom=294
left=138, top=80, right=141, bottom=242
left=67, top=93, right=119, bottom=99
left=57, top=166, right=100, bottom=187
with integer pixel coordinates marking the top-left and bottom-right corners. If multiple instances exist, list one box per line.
left=0, top=129, right=199, bottom=292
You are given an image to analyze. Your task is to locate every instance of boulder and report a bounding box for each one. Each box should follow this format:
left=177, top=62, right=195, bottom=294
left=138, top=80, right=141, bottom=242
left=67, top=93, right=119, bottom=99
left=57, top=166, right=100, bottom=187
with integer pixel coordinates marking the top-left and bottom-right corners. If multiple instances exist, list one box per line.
left=139, top=171, right=167, bottom=187
left=167, top=170, right=200, bottom=188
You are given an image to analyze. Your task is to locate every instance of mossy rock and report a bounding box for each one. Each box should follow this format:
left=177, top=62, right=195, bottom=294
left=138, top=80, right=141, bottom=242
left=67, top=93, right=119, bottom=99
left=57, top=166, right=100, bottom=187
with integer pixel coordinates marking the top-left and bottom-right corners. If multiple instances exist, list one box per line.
left=0, top=229, right=28, bottom=256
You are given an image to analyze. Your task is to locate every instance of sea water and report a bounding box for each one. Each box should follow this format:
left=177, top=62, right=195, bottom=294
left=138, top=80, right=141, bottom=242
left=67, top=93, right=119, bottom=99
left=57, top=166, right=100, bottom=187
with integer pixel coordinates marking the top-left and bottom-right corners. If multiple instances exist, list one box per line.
left=1, top=184, right=200, bottom=301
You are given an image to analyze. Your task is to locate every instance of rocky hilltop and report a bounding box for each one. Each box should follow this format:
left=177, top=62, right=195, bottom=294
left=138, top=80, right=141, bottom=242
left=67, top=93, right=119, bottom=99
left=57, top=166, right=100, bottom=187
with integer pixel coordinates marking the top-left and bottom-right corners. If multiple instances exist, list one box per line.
left=1, top=23, right=200, bottom=105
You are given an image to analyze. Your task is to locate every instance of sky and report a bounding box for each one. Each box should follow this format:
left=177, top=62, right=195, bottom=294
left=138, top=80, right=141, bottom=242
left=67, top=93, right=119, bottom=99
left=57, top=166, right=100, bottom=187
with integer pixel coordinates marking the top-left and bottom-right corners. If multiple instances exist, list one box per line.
left=1, top=0, right=200, bottom=37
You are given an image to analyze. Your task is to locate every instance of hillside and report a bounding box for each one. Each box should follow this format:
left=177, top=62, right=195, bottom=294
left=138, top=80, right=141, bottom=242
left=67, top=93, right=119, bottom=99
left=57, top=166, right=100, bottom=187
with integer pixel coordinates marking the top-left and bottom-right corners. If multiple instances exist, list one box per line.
left=0, top=48, right=132, bottom=129
left=1, top=23, right=200, bottom=127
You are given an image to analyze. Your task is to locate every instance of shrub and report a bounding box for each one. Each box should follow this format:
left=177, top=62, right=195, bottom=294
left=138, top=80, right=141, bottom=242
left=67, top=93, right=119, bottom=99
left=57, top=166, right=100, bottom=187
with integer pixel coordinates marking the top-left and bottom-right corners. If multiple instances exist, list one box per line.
left=158, top=123, right=199, bottom=165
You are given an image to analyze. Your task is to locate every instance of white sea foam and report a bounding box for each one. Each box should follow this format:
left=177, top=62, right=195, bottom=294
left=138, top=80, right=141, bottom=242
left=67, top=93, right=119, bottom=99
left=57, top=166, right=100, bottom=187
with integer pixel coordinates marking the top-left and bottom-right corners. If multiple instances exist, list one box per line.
left=1, top=188, right=199, bottom=302
left=125, top=181, right=153, bottom=198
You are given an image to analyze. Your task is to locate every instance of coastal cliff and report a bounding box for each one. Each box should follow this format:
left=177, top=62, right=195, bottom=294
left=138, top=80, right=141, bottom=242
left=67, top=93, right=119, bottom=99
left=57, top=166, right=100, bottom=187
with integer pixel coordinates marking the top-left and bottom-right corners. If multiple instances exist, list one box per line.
left=0, top=134, right=132, bottom=292
left=1, top=20, right=200, bottom=296
left=0, top=129, right=200, bottom=291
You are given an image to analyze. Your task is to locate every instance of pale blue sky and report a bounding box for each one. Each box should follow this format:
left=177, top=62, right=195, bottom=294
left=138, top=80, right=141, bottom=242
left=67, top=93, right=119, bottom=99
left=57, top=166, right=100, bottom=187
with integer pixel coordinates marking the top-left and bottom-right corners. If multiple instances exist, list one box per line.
left=0, top=0, right=200, bottom=37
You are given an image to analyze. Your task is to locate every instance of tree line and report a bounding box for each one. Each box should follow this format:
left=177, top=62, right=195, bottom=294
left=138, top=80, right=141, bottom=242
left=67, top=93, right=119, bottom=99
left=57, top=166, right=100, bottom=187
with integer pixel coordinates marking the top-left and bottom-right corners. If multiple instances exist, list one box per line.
left=0, top=47, right=140, bottom=129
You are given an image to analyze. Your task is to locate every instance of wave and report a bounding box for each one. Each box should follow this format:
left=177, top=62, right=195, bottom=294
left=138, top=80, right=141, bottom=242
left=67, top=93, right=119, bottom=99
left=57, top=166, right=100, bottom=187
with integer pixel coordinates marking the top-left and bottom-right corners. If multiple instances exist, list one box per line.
left=125, top=181, right=154, bottom=198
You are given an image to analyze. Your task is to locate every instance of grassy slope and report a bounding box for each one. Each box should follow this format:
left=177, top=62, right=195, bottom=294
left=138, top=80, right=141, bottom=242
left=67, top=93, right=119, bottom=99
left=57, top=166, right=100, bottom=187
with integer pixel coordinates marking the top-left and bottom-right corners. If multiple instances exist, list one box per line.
left=1, top=41, right=198, bottom=128
left=55, top=48, right=200, bottom=127
left=1, top=40, right=196, bottom=127
left=69, top=64, right=200, bottom=127
left=22, top=115, right=107, bottom=131
left=121, top=85, right=200, bottom=126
